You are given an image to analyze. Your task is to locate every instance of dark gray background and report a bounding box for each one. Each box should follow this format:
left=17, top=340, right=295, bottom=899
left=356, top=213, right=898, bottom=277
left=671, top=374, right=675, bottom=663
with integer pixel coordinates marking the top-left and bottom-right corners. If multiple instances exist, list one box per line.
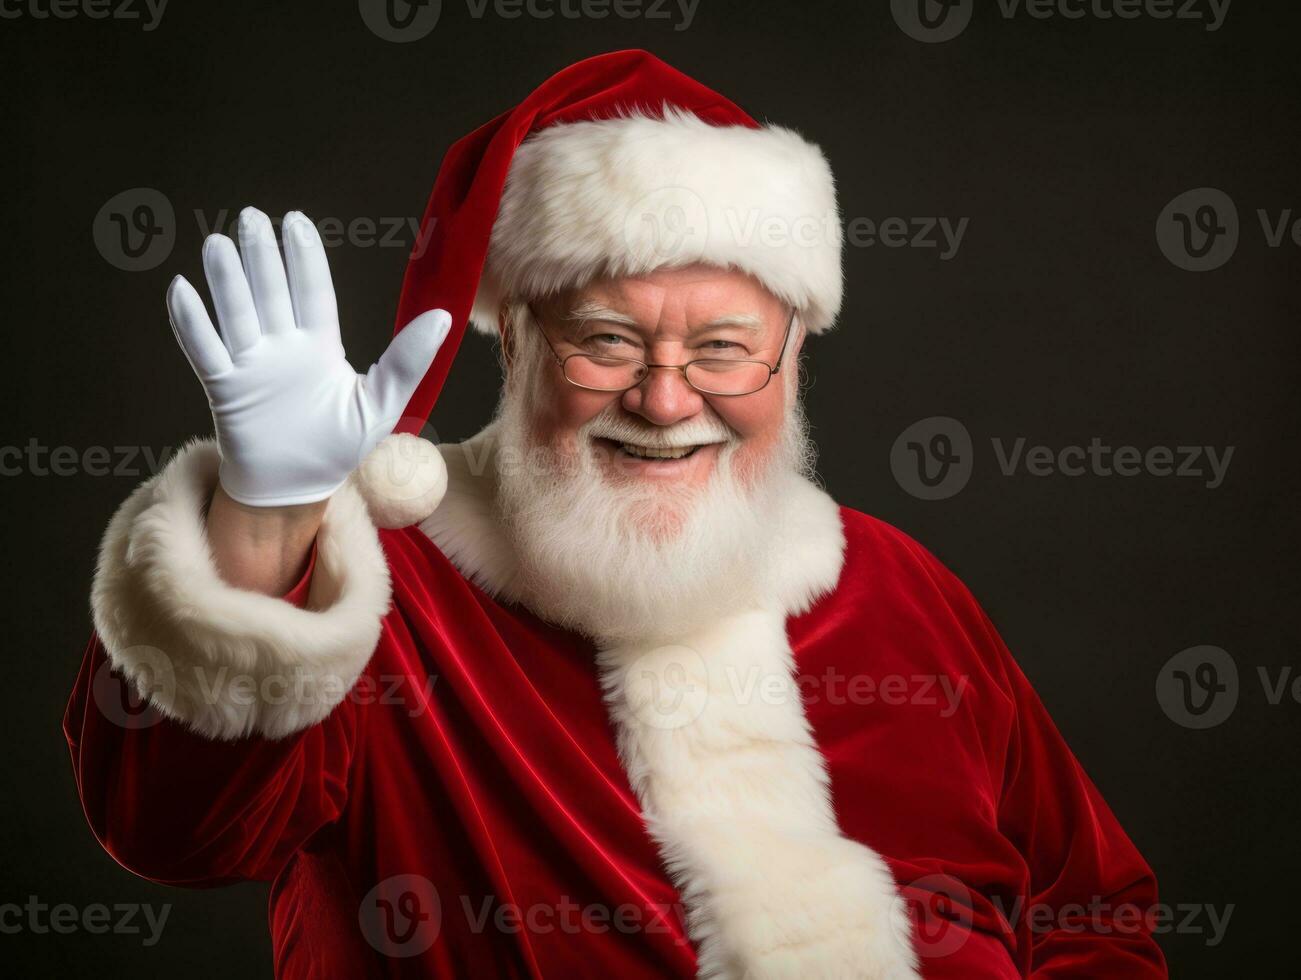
left=4, top=0, right=1298, bottom=976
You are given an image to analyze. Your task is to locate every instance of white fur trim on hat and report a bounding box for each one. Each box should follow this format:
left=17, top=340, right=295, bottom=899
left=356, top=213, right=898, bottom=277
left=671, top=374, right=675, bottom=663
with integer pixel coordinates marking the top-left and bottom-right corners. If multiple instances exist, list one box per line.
left=470, top=108, right=843, bottom=335
left=90, top=439, right=392, bottom=740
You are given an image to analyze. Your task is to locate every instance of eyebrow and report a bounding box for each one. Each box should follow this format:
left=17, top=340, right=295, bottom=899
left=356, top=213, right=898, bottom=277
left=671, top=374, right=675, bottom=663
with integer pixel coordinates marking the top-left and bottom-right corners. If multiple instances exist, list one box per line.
left=695, top=313, right=763, bottom=333
left=563, top=303, right=639, bottom=327
left=563, top=304, right=764, bottom=334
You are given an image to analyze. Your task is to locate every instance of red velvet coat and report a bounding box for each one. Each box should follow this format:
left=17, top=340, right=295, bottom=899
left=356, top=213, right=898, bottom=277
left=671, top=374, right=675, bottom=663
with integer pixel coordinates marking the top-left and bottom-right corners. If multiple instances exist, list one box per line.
left=66, top=506, right=1167, bottom=978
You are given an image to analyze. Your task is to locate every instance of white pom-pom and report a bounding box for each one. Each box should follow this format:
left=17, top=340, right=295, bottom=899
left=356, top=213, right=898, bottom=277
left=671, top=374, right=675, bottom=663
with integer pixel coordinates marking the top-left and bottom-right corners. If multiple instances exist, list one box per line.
left=354, top=434, right=448, bottom=529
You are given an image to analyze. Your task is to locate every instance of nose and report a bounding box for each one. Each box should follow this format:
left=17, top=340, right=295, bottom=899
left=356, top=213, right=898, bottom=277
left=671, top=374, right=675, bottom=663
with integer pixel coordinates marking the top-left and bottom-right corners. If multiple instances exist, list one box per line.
left=620, top=365, right=706, bottom=426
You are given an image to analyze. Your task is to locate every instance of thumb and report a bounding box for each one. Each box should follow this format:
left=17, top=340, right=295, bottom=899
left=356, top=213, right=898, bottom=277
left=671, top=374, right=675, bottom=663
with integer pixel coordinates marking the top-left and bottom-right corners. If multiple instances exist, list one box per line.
left=363, top=309, right=453, bottom=425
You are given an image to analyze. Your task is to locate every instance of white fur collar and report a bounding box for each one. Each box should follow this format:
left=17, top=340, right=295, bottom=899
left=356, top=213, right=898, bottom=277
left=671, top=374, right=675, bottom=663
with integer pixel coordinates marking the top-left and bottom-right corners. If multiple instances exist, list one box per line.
left=420, top=426, right=918, bottom=978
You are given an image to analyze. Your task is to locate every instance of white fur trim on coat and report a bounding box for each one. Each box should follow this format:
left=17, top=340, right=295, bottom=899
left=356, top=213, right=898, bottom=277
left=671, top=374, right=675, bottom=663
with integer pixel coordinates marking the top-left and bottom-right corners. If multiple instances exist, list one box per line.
left=90, top=439, right=392, bottom=741
left=470, top=109, right=844, bottom=336
left=601, top=611, right=919, bottom=979
left=422, top=429, right=919, bottom=978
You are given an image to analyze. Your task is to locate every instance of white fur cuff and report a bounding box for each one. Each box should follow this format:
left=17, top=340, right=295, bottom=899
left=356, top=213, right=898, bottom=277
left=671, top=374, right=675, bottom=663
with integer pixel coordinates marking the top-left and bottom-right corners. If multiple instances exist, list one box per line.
left=90, top=439, right=392, bottom=740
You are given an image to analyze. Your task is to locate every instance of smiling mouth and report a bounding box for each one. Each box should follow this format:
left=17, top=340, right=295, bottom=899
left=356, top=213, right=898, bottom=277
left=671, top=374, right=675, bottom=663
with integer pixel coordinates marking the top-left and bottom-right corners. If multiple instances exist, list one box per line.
left=619, top=443, right=700, bottom=460
left=592, top=437, right=711, bottom=461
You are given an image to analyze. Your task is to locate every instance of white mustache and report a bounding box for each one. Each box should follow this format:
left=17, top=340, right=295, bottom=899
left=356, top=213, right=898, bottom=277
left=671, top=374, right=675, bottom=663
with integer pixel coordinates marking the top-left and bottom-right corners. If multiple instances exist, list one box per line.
left=582, top=407, right=734, bottom=451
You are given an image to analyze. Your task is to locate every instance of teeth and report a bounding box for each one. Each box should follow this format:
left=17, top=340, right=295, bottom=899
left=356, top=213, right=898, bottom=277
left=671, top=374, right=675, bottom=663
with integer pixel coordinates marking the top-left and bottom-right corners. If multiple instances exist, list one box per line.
left=620, top=443, right=696, bottom=460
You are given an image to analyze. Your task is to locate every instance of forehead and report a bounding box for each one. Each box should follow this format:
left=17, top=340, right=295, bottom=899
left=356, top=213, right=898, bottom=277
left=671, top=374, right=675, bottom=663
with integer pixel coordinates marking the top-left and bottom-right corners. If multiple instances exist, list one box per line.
left=565, top=264, right=785, bottom=325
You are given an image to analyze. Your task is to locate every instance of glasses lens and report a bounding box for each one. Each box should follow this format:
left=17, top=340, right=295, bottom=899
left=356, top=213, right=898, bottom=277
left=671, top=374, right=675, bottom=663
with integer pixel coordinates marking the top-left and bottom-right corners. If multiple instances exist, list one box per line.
left=685, top=359, right=772, bottom=396
left=565, top=354, right=648, bottom=391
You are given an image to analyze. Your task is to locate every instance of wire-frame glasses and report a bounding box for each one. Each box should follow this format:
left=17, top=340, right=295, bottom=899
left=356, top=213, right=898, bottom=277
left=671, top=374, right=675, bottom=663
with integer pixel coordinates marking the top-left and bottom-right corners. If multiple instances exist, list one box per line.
left=528, top=305, right=797, bottom=397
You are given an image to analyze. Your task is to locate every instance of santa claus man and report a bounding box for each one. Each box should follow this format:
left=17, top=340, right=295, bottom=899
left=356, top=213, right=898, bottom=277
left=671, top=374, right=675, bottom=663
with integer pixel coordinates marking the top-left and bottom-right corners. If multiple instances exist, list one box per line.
left=65, top=50, right=1167, bottom=978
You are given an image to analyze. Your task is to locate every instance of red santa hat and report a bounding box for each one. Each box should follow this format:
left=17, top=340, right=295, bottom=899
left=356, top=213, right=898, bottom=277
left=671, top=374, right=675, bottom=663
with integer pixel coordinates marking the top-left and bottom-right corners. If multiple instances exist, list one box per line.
left=392, top=48, right=843, bottom=428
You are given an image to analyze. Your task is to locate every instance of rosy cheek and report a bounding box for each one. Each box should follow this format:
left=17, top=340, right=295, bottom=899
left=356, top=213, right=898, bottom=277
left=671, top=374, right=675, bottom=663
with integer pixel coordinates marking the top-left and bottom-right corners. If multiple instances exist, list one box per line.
left=709, top=389, right=788, bottom=481
left=710, top=386, right=785, bottom=441
left=563, top=389, right=617, bottom=427
left=542, top=383, right=619, bottom=454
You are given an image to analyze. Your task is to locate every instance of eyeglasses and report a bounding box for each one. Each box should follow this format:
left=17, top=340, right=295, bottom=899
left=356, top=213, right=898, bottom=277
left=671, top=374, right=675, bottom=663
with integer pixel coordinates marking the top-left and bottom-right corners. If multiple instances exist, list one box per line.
left=528, top=304, right=797, bottom=397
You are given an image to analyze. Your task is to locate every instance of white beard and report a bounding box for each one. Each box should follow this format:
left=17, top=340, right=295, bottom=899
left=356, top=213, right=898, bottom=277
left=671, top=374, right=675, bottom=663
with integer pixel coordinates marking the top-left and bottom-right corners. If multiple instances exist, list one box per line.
left=492, top=327, right=815, bottom=646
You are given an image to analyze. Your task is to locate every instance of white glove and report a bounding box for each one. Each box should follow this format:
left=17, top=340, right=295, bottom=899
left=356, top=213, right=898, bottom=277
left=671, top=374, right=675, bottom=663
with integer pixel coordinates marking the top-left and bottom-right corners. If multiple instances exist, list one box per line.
left=166, top=207, right=451, bottom=507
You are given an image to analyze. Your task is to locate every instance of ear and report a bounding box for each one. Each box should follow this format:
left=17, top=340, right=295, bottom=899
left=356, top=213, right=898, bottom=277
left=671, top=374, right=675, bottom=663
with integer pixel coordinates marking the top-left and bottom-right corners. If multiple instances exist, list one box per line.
left=498, top=306, right=516, bottom=373
left=791, top=320, right=808, bottom=359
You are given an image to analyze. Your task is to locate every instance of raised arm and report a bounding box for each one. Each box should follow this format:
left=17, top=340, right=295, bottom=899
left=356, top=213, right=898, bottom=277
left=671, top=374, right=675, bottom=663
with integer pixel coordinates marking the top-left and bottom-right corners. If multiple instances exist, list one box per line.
left=66, top=206, right=451, bottom=883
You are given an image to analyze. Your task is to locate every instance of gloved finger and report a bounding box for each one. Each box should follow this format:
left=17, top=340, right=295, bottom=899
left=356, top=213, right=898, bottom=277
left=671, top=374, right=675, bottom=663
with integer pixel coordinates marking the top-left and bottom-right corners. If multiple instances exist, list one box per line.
left=282, top=211, right=341, bottom=341
left=167, top=275, right=233, bottom=381
left=201, top=235, right=262, bottom=356
left=362, top=309, right=453, bottom=429
left=237, top=206, right=296, bottom=335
